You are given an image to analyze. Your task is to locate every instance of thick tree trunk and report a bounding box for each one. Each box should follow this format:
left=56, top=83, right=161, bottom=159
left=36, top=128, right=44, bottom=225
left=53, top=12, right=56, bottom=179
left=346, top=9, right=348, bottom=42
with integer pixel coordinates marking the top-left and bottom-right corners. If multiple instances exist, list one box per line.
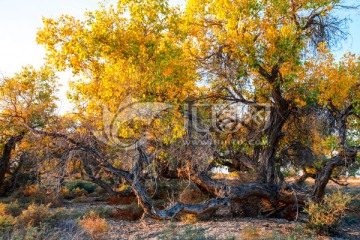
left=0, top=150, right=28, bottom=195
left=312, top=156, right=342, bottom=202
left=257, top=107, right=288, bottom=184
left=188, top=170, right=308, bottom=204
left=0, top=132, right=25, bottom=194
left=313, top=150, right=357, bottom=202
left=313, top=106, right=357, bottom=202
left=254, top=65, right=290, bottom=185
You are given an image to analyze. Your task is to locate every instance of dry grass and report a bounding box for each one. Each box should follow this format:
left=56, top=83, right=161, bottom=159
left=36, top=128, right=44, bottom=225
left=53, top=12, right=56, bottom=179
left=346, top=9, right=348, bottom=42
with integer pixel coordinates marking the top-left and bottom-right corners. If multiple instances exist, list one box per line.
left=79, top=210, right=109, bottom=238
left=242, top=225, right=261, bottom=239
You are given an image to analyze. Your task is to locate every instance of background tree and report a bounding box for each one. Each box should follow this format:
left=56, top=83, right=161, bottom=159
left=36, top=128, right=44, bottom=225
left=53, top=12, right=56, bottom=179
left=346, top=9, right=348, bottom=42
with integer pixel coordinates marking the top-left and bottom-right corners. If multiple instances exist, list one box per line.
left=0, top=66, right=58, bottom=195
left=183, top=0, right=355, bottom=184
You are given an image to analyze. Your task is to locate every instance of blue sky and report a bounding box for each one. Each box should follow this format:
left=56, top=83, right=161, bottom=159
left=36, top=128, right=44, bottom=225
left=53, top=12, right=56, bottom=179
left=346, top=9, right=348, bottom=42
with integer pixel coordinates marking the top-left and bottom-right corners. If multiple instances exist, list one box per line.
left=0, top=0, right=359, bottom=112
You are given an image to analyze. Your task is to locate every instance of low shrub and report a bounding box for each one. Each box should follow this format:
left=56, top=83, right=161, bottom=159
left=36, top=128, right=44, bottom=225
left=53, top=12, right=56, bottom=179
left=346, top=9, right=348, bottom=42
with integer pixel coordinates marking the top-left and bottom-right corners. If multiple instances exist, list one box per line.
left=0, top=202, right=18, bottom=234
left=73, top=187, right=88, bottom=196
left=16, top=203, right=52, bottom=227
left=2, top=201, right=22, bottom=217
left=79, top=210, right=109, bottom=238
left=0, top=201, right=22, bottom=217
left=62, top=186, right=91, bottom=200
left=305, top=190, right=351, bottom=234
left=61, top=187, right=71, bottom=198
left=6, top=223, right=87, bottom=240
left=0, top=203, right=90, bottom=239
left=12, top=184, right=63, bottom=207
left=66, top=180, right=98, bottom=194
left=0, top=214, right=15, bottom=233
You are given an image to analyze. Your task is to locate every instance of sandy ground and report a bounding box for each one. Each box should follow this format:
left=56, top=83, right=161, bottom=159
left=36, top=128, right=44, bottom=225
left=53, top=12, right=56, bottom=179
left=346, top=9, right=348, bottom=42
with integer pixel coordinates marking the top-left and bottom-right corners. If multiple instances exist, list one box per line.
left=63, top=177, right=360, bottom=240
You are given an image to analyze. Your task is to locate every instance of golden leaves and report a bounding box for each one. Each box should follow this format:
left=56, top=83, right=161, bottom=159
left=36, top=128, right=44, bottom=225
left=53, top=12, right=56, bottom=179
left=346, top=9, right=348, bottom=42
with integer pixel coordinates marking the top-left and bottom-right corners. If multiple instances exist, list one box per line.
left=37, top=0, right=199, bottom=144
left=304, top=45, right=360, bottom=109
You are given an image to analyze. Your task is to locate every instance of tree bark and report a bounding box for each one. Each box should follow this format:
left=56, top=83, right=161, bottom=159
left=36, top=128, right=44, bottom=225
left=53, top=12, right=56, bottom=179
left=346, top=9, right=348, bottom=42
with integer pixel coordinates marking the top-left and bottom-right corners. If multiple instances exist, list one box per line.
left=253, top=64, right=290, bottom=184
left=312, top=150, right=357, bottom=202
left=313, top=105, right=358, bottom=202
left=0, top=132, right=25, bottom=194
left=0, top=150, right=28, bottom=195
left=257, top=105, right=289, bottom=184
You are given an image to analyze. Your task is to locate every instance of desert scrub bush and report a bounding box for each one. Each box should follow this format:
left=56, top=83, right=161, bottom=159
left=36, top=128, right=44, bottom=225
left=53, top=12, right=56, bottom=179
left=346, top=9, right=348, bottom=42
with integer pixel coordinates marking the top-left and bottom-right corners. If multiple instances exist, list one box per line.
left=79, top=210, right=109, bottom=238
left=0, top=203, right=17, bottom=235
left=0, top=214, right=15, bottom=234
left=31, top=191, right=64, bottom=207
left=62, top=187, right=90, bottom=200
left=12, top=184, right=63, bottom=206
left=73, top=187, right=88, bottom=196
left=1, top=204, right=89, bottom=239
left=177, top=211, right=215, bottom=222
left=305, top=190, right=351, bottom=233
left=0, top=201, right=22, bottom=217
left=66, top=180, right=98, bottom=194
left=16, top=203, right=53, bottom=227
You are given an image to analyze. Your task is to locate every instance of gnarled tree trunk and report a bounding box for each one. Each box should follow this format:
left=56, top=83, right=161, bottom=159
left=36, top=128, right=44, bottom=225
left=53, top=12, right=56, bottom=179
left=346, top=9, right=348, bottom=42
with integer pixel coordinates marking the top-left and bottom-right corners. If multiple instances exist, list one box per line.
left=0, top=132, right=25, bottom=195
